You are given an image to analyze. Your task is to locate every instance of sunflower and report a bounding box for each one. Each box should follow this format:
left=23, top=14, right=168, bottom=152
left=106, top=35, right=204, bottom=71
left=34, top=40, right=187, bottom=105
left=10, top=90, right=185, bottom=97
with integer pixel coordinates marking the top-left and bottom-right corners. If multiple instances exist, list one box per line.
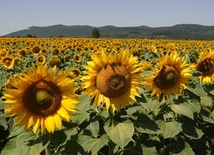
left=3, top=63, right=78, bottom=134
left=48, top=55, right=61, bottom=67
left=31, top=45, right=41, bottom=55
left=82, top=50, right=143, bottom=111
left=195, top=50, right=214, bottom=83
left=36, top=54, right=46, bottom=65
left=145, top=52, right=192, bottom=99
left=1, top=56, right=15, bottom=69
left=71, top=67, right=81, bottom=78
left=74, top=54, right=81, bottom=63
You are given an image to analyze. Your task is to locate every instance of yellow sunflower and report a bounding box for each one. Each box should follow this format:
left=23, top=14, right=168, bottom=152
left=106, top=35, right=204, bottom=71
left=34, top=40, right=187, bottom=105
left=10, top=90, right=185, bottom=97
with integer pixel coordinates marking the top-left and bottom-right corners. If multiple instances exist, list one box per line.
left=82, top=50, right=143, bottom=111
left=195, top=50, right=214, bottom=83
left=3, top=63, right=78, bottom=134
left=145, top=52, right=192, bottom=99
left=36, top=54, right=46, bottom=65
left=1, top=56, right=15, bottom=69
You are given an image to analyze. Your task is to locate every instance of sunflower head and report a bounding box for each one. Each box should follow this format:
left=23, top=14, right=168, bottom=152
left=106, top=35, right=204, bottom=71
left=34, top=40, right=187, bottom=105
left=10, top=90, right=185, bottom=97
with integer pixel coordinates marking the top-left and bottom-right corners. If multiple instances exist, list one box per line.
left=1, top=56, right=15, bottom=69
left=145, top=53, right=192, bottom=99
left=195, top=50, right=214, bottom=83
left=36, top=54, right=46, bottom=65
left=3, top=63, right=79, bottom=134
left=82, top=50, right=144, bottom=112
left=48, top=55, right=61, bottom=67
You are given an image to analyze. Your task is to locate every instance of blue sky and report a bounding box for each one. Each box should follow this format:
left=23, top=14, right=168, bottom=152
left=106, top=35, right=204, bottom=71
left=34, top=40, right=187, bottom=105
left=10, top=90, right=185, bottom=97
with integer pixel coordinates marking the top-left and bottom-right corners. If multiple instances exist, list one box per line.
left=0, top=0, right=214, bottom=36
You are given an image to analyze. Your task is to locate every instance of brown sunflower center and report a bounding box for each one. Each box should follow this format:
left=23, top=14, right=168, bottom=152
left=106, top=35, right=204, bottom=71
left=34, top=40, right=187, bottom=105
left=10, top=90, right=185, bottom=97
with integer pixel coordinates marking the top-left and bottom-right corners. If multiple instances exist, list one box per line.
left=3, top=58, right=13, bottom=66
left=154, top=65, right=179, bottom=89
left=96, top=63, right=131, bottom=97
left=197, top=58, right=214, bottom=76
left=23, top=79, right=62, bottom=117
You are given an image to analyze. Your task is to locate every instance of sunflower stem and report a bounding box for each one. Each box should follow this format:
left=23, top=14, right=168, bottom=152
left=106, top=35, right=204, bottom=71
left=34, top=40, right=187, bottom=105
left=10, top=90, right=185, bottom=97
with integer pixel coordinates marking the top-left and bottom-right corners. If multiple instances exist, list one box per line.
left=45, top=134, right=52, bottom=155
left=45, top=143, right=51, bottom=155
left=108, top=110, right=114, bottom=125
left=108, top=141, right=114, bottom=155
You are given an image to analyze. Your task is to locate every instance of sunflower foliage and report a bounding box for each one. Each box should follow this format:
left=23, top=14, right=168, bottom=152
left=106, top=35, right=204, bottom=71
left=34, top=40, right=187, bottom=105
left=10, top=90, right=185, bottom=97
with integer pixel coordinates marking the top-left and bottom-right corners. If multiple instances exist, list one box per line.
left=0, top=37, right=214, bottom=155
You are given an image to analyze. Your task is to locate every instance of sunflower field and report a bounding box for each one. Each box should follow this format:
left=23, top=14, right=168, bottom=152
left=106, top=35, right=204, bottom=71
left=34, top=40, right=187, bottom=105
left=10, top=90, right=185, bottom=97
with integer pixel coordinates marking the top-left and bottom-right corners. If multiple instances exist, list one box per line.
left=0, top=37, right=214, bottom=155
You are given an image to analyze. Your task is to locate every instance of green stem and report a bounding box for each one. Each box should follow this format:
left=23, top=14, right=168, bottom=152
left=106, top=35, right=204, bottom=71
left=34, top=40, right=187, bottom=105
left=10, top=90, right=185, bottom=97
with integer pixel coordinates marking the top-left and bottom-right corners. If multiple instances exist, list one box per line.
left=108, top=141, right=114, bottom=155
left=45, top=143, right=51, bottom=155
left=45, top=133, right=51, bottom=155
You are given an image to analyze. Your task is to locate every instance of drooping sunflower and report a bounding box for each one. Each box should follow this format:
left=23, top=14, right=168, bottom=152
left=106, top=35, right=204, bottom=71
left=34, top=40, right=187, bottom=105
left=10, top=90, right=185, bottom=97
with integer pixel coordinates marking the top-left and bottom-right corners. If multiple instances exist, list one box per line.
left=82, top=50, right=144, bottom=111
left=3, top=63, right=78, bottom=134
left=195, top=50, right=214, bottom=83
left=145, top=52, right=192, bottom=99
left=48, top=55, right=61, bottom=67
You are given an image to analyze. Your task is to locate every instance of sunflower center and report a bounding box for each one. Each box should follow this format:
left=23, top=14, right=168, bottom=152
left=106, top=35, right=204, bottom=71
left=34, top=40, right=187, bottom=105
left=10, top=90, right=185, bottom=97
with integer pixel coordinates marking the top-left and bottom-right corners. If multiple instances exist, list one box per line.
left=24, top=79, right=62, bottom=116
left=96, top=63, right=131, bottom=97
left=35, top=89, right=53, bottom=108
left=154, top=65, right=179, bottom=89
left=109, top=76, right=123, bottom=88
left=197, top=58, right=214, bottom=76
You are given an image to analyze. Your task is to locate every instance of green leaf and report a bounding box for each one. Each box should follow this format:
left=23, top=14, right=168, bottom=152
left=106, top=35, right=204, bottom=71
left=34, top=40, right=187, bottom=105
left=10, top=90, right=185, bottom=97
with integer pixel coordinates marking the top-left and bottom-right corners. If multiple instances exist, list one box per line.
left=182, top=118, right=204, bottom=139
left=104, top=120, right=134, bottom=149
left=1, top=131, right=49, bottom=155
left=200, top=96, right=213, bottom=107
left=188, top=83, right=206, bottom=97
left=134, top=113, right=159, bottom=134
left=8, top=125, right=25, bottom=138
left=171, top=102, right=194, bottom=119
left=189, top=99, right=201, bottom=113
left=87, top=120, right=99, bottom=138
left=0, top=112, right=8, bottom=129
left=141, top=144, right=158, bottom=155
left=16, top=132, right=49, bottom=155
left=176, top=142, right=195, bottom=155
left=78, top=134, right=109, bottom=155
left=157, top=120, right=182, bottom=139
left=0, top=137, right=17, bottom=155
left=71, top=94, right=92, bottom=124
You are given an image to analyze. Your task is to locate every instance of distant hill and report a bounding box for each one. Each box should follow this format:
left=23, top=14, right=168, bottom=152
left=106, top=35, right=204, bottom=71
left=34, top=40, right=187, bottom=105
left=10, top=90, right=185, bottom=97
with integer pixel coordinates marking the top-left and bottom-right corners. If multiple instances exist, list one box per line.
left=3, top=24, right=214, bottom=40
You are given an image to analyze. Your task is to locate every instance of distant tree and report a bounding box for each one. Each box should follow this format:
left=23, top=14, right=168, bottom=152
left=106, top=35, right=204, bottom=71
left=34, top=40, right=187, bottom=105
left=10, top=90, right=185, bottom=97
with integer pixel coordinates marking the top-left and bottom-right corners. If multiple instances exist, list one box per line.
left=92, top=28, right=100, bottom=38
left=26, top=34, right=33, bottom=38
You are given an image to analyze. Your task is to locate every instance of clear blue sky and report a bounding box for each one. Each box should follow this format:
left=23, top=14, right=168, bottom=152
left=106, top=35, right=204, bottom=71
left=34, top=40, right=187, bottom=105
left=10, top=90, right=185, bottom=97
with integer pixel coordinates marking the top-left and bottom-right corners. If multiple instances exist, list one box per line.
left=1, top=0, right=214, bottom=36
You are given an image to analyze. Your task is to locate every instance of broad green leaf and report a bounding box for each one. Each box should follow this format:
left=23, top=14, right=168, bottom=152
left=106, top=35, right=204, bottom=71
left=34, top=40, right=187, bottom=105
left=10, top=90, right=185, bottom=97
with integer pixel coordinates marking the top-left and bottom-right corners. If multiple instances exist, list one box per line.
left=87, top=120, right=99, bottom=138
left=104, top=120, right=134, bottom=149
left=171, top=102, right=194, bottom=119
left=182, top=121, right=204, bottom=139
left=1, top=131, right=49, bottom=155
left=188, top=83, right=206, bottom=97
left=200, top=96, right=213, bottom=107
left=63, top=139, right=86, bottom=155
left=71, top=94, right=92, bottom=124
left=0, top=113, right=8, bottom=129
left=8, top=125, right=25, bottom=138
left=176, top=142, right=195, bottom=155
left=72, top=110, right=90, bottom=124
left=134, top=113, right=159, bottom=134
left=50, top=128, right=78, bottom=148
left=157, top=120, right=182, bottom=139
left=0, top=137, right=18, bottom=155
left=78, top=134, right=109, bottom=155
left=16, top=132, right=49, bottom=155
left=189, top=99, right=201, bottom=113
left=200, top=108, right=214, bottom=124
left=141, top=144, right=158, bottom=155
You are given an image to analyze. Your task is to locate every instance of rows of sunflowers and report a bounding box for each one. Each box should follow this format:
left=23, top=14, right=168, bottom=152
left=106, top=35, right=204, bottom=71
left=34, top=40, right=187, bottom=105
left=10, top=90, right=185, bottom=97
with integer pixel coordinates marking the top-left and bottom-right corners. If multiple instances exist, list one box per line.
left=0, top=37, right=214, bottom=154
